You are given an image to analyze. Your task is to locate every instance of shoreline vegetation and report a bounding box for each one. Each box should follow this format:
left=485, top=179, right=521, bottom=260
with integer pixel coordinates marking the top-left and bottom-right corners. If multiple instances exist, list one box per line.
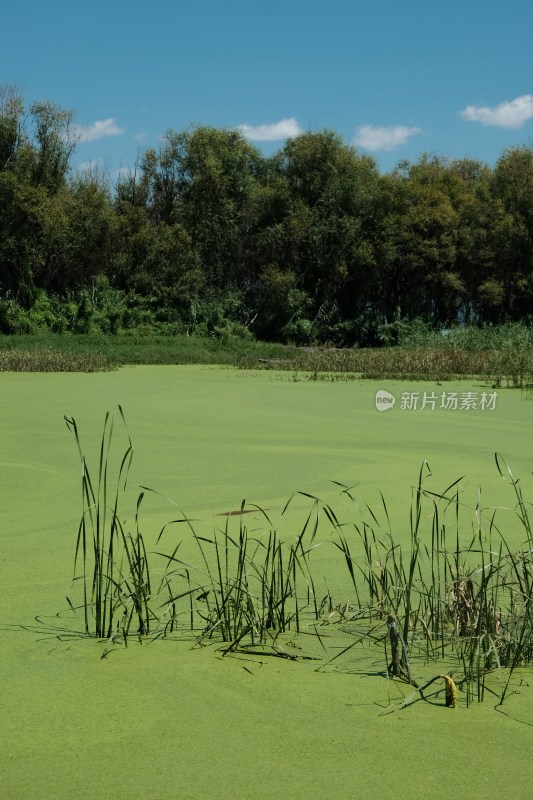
left=2, top=88, right=533, bottom=367
left=1, top=323, right=533, bottom=386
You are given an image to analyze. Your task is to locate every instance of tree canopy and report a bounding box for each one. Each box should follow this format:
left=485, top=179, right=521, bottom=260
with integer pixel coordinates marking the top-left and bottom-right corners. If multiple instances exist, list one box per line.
left=1, top=87, right=532, bottom=342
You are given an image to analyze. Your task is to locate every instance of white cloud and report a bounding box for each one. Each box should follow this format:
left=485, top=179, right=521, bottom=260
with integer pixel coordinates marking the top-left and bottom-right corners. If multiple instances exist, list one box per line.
left=238, top=117, right=302, bottom=141
left=353, top=124, right=423, bottom=152
left=459, top=94, right=533, bottom=129
left=73, top=118, right=125, bottom=143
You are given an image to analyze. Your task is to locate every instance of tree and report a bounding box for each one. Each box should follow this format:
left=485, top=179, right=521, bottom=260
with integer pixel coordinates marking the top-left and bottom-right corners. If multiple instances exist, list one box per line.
left=0, top=172, right=45, bottom=304
left=444, top=158, right=495, bottom=323
left=490, top=146, right=533, bottom=318
left=0, top=85, right=24, bottom=172
left=0, top=88, right=79, bottom=303
left=252, top=264, right=311, bottom=341
left=132, top=126, right=263, bottom=291
left=263, top=131, right=381, bottom=326
left=374, top=156, right=460, bottom=324
left=60, top=176, right=117, bottom=288
left=29, top=100, right=76, bottom=193
left=176, top=126, right=263, bottom=289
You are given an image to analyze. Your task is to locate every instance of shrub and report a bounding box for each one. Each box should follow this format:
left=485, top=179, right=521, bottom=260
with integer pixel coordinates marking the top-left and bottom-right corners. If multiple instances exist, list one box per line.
left=0, top=297, right=34, bottom=334
left=282, top=318, right=315, bottom=345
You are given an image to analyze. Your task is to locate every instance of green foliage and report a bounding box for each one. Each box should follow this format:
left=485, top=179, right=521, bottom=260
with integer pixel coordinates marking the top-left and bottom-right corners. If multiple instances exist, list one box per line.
left=0, top=85, right=23, bottom=171
left=0, top=296, right=34, bottom=333
left=394, top=319, right=533, bottom=353
left=2, top=86, right=533, bottom=344
left=376, top=315, right=431, bottom=347
left=29, top=100, right=75, bottom=193
left=253, top=265, right=311, bottom=340
left=0, top=171, right=43, bottom=305
left=281, top=317, right=315, bottom=345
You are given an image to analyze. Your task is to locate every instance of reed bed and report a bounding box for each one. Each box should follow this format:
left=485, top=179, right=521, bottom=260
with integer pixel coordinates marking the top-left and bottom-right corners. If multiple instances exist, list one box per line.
left=2, top=328, right=533, bottom=385
left=251, top=345, right=533, bottom=387
left=65, top=409, right=533, bottom=706
left=0, top=347, right=114, bottom=372
left=326, top=457, right=533, bottom=705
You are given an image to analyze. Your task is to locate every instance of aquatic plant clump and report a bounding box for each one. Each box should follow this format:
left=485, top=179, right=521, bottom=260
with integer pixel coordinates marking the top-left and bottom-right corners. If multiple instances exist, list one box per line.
left=65, top=408, right=533, bottom=708
left=65, top=407, right=153, bottom=641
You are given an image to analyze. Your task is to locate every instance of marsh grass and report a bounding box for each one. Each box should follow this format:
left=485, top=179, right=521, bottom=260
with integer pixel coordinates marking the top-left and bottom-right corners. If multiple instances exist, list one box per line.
left=153, top=498, right=322, bottom=656
left=255, top=345, right=533, bottom=387
left=0, top=333, right=295, bottom=370
left=327, top=455, right=533, bottom=705
left=3, top=328, right=533, bottom=386
left=65, top=407, right=153, bottom=640
left=63, top=409, right=533, bottom=704
left=0, top=346, right=114, bottom=372
left=251, top=323, right=533, bottom=386
left=146, top=463, right=533, bottom=704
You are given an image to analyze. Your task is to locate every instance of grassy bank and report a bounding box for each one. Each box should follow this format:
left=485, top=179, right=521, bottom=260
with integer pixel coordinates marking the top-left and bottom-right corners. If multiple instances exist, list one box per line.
left=1, top=325, right=533, bottom=387
left=0, top=333, right=296, bottom=371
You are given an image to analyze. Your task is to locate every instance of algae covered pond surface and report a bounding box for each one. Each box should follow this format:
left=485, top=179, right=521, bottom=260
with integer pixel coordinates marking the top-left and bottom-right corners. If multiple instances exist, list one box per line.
left=1, top=366, right=532, bottom=799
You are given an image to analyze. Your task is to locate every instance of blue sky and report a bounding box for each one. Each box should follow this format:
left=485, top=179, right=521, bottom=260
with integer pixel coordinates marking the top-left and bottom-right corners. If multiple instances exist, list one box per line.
left=3, top=0, right=533, bottom=177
